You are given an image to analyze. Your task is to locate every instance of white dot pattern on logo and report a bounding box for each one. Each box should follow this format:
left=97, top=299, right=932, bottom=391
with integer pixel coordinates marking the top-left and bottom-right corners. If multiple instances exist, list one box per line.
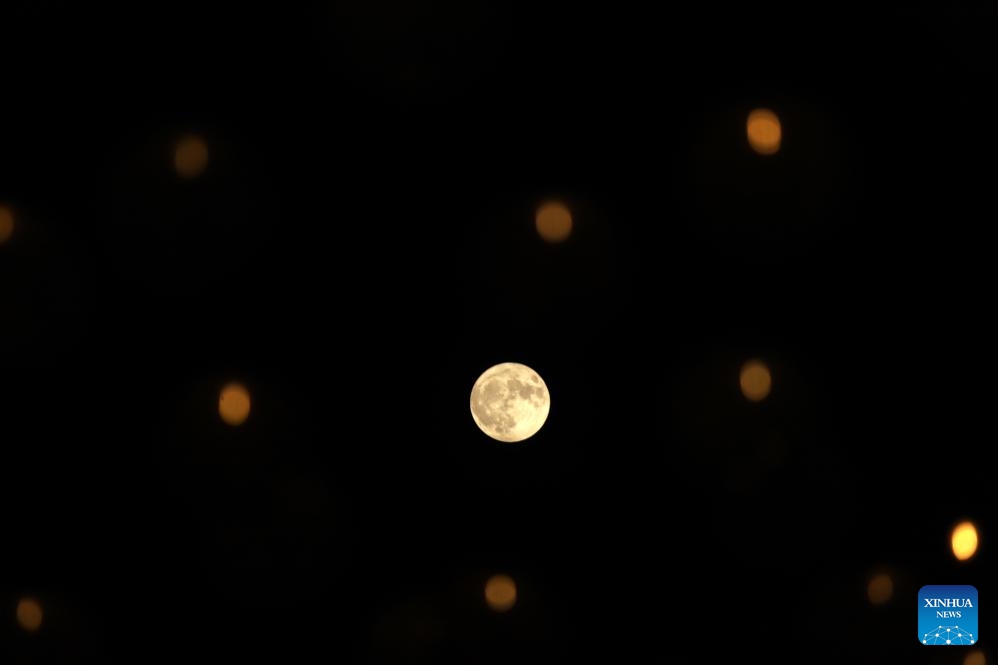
left=922, top=626, right=975, bottom=645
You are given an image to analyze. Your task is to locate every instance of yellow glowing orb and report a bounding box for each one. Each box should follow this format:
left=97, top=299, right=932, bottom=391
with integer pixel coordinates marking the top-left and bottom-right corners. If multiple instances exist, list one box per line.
left=470, top=362, right=550, bottom=442
left=484, top=574, right=517, bottom=612
left=747, top=108, right=781, bottom=155
left=219, top=382, right=251, bottom=426
left=951, top=521, right=979, bottom=561
left=739, top=359, right=772, bottom=402
left=0, top=205, right=14, bottom=244
left=16, top=597, right=43, bottom=633
left=867, top=572, right=893, bottom=605
left=174, top=135, right=209, bottom=179
left=535, top=201, right=573, bottom=243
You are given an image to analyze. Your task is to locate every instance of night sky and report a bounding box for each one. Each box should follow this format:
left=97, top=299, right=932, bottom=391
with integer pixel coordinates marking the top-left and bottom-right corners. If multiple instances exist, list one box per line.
left=1, top=2, right=994, bottom=663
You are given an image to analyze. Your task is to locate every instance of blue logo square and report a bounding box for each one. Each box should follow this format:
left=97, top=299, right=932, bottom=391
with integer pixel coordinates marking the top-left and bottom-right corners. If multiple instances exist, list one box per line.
left=919, top=585, right=978, bottom=645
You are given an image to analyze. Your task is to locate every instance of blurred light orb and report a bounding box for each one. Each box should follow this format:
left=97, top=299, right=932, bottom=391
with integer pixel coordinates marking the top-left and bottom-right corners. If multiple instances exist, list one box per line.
left=16, top=597, right=43, bottom=633
left=739, top=359, right=772, bottom=402
left=747, top=108, right=781, bottom=155
left=866, top=572, right=893, bottom=605
left=951, top=521, right=979, bottom=561
left=484, top=574, right=517, bottom=612
left=535, top=200, right=573, bottom=243
left=174, top=134, right=209, bottom=179
left=0, top=205, right=14, bottom=244
left=964, top=650, right=986, bottom=665
left=219, top=382, right=251, bottom=426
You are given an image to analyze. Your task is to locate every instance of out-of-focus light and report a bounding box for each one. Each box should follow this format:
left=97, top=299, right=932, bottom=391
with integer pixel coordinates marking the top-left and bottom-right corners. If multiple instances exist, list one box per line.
left=174, top=135, right=209, bottom=179
left=747, top=108, right=781, bottom=155
left=16, top=597, right=43, bottom=633
left=951, top=521, right=979, bottom=561
left=739, top=359, right=772, bottom=402
left=484, top=574, right=517, bottom=612
left=0, top=205, right=14, bottom=244
left=964, top=649, right=986, bottom=665
left=535, top=201, right=573, bottom=243
left=219, top=382, right=251, bottom=426
left=867, top=572, right=893, bottom=605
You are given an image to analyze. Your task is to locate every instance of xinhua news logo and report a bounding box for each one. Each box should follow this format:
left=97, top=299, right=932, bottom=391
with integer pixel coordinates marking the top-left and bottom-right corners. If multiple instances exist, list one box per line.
left=919, top=585, right=978, bottom=645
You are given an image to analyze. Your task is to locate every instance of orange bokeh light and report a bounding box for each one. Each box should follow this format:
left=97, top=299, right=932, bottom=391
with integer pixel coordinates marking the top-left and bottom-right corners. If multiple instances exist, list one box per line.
left=219, top=382, right=251, bottom=426
left=535, top=201, right=573, bottom=243
left=867, top=572, right=893, bottom=605
left=174, top=135, right=209, bottom=179
left=484, top=574, right=517, bottom=612
left=16, top=597, right=43, bottom=633
left=951, top=521, right=979, bottom=561
left=0, top=205, right=14, bottom=244
left=739, top=359, right=772, bottom=402
left=747, top=108, right=781, bottom=155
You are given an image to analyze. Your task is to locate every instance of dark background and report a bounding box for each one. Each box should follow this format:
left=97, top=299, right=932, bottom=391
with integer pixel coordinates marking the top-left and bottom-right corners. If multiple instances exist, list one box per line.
left=1, top=1, right=993, bottom=663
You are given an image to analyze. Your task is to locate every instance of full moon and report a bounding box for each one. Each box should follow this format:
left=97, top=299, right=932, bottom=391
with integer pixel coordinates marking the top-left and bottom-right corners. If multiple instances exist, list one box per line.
left=470, top=362, right=550, bottom=442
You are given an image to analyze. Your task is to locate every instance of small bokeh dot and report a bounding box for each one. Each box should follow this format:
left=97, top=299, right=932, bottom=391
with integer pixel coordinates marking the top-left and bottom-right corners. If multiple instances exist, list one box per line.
left=484, top=574, right=517, bottom=612
left=535, top=201, right=573, bottom=243
left=867, top=572, right=893, bottom=605
left=219, top=382, right=251, bottom=426
left=0, top=205, right=15, bottom=244
left=747, top=108, right=781, bottom=155
left=16, top=597, right=43, bottom=633
left=739, top=359, right=772, bottom=402
left=174, top=135, right=209, bottom=179
left=951, top=521, right=979, bottom=561
left=964, top=650, right=986, bottom=665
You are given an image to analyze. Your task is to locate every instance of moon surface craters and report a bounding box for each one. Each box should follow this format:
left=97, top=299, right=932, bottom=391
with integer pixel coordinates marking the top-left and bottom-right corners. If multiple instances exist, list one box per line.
left=475, top=377, right=538, bottom=433
left=470, top=363, right=551, bottom=443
